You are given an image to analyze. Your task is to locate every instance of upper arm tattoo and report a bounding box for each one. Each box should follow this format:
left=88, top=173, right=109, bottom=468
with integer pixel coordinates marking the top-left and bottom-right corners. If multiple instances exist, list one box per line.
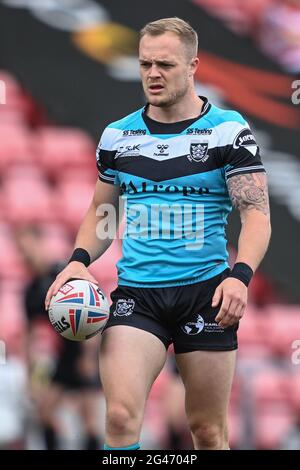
left=227, top=172, right=270, bottom=216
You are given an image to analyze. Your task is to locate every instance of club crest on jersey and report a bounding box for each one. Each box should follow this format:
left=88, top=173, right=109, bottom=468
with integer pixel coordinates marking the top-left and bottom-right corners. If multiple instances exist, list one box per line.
left=188, top=142, right=209, bottom=163
left=113, top=298, right=135, bottom=317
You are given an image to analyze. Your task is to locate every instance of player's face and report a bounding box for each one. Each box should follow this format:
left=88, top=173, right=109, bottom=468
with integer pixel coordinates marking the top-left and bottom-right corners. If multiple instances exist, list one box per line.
left=139, top=32, right=195, bottom=108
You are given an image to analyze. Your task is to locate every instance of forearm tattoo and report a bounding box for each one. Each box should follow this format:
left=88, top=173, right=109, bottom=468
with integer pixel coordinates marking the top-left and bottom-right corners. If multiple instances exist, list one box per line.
left=227, top=172, right=270, bottom=216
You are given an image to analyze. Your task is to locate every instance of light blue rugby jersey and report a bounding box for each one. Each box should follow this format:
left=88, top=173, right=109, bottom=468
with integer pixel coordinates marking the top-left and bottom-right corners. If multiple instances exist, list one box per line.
left=96, top=97, right=265, bottom=287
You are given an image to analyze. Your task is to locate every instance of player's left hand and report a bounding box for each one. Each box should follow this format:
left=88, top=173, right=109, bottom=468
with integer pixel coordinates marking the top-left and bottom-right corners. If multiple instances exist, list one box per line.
left=212, top=277, right=247, bottom=328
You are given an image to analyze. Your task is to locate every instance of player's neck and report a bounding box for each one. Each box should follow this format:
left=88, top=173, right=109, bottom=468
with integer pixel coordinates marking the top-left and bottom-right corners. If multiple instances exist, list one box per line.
left=147, top=94, right=204, bottom=123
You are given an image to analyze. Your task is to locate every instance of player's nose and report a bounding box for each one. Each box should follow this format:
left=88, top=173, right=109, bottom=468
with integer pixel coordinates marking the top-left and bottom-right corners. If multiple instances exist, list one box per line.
left=148, top=64, right=161, bottom=78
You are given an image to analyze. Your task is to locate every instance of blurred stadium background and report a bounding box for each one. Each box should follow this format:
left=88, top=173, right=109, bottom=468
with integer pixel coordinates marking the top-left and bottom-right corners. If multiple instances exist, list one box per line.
left=0, top=0, right=300, bottom=450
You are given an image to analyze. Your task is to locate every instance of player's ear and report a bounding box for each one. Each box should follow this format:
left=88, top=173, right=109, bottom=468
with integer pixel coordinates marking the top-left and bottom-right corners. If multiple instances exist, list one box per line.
left=189, top=56, right=199, bottom=76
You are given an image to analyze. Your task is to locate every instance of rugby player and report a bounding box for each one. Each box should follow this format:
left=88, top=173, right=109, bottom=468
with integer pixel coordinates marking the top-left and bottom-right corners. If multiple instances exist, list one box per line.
left=46, top=17, right=271, bottom=450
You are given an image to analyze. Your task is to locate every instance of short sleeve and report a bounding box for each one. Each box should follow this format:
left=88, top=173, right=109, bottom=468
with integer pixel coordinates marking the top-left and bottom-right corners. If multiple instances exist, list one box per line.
left=96, top=127, right=119, bottom=185
left=222, top=121, right=266, bottom=180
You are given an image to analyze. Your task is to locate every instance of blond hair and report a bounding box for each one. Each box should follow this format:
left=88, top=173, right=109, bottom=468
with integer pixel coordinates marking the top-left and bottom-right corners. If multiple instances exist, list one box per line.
left=140, top=17, right=198, bottom=60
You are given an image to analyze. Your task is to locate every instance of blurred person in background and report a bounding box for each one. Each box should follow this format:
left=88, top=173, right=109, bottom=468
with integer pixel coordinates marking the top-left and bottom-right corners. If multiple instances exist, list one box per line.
left=17, top=225, right=103, bottom=450
left=194, top=0, right=300, bottom=73
left=256, top=0, right=300, bottom=73
left=0, top=343, right=27, bottom=450
left=45, top=17, right=271, bottom=450
left=280, top=416, right=300, bottom=450
left=193, top=0, right=273, bottom=35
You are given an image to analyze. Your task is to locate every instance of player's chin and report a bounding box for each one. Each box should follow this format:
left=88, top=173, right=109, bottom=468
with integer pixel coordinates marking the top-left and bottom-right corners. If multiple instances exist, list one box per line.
left=147, top=95, right=169, bottom=107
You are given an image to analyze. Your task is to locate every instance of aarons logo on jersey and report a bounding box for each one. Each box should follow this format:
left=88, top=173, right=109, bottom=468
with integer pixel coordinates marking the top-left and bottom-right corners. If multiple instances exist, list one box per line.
left=233, top=129, right=257, bottom=149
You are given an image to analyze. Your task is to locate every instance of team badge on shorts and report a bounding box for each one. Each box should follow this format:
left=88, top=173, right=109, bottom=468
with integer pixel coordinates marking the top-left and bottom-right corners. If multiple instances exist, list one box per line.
left=181, top=314, right=205, bottom=335
left=188, top=142, right=209, bottom=163
left=113, top=298, right=135, bottom=317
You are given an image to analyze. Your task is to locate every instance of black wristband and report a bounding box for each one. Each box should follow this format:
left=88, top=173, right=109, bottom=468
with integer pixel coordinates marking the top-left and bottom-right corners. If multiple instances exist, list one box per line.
left=68, top=248, right=91, bottom=267
left=229, top=262, right=253, bottom=287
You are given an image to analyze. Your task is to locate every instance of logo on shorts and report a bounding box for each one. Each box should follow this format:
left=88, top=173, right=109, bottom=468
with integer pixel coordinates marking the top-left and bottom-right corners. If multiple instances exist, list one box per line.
left=181, top=314, right=205, bottom=335
left=113, top=298, right=135, bottom=317
left=181, top=313, right=225, bottom=335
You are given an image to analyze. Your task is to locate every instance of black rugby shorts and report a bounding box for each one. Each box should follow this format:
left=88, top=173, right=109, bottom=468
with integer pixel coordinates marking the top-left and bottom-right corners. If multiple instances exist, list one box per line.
left=103, top=269, right=238, bottom=353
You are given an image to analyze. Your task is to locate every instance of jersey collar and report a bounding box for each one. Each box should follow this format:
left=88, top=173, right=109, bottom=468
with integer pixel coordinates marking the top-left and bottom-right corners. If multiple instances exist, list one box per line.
left=142, top=96, right=211, bottom=134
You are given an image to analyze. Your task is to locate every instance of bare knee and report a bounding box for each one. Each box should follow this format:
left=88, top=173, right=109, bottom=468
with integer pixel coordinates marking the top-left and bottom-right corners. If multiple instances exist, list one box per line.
left=190, top=421, right=227, bottom=450
left=106, top=404, right=139, bottom=436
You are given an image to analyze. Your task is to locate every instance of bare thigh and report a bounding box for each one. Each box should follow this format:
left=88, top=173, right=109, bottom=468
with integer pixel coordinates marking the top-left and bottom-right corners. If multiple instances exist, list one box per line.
left=176, top=350, right=236, bottom=428
left=100, top=326, right=167, bottom=414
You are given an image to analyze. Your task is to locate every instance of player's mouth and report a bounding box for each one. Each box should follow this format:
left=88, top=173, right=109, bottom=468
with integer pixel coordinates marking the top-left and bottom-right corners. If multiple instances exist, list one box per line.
left=148, top=84, right=164, bottom=94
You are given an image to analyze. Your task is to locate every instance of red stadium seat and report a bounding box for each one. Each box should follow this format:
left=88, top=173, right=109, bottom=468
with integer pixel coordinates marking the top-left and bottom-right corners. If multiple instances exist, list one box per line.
left=238, top=306, right=261, bottom=345
left=237, top=305, right=272, bottom=358
left=54, top=166, right=97, bottom=185
left=36, top=127, right=95, bottom=177
left=0, top=224, right=28, bottom=281
left=0, top=125, right=33, bottom=170
left=263, top=306, right=300, bottom=358
left=0, top=71, right=42, bottom=125
left=0, top=288, right=26, bottom=341
left=90, top=239, right=122, bottom=286
left=3, top=93, right=33, bottom=116
left=144, top=369, right=175, bottom=447
left=38, top=222, right=70, bottom=238
left=287, top=374, right=300, bottom=413
left=192, top=0, right=272, bottom=33
left=251, top=369, right=289, bottom=405
left=54, top=181, right=94, bottom=231
left=0, top=70, right=22, bottom=98
left=40, top=231, right=72, bottom=265
left=3, top=163, right=45, bottom=182
left=250, top=369, right=295, bottom=449
left=3, top=179, right=55, bottom=225
left=0, top=108, right=27, bottom=126
left=254, top=406, right=295, bottom=449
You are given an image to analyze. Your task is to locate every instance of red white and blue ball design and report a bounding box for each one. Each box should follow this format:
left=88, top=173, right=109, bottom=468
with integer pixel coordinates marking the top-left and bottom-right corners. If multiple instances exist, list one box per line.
left=48, top=279, right=110, bottom=341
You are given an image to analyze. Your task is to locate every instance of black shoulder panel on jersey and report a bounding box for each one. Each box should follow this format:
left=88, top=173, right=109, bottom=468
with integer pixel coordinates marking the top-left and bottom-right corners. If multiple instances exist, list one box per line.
left=97, top=149, right=117, bottom=170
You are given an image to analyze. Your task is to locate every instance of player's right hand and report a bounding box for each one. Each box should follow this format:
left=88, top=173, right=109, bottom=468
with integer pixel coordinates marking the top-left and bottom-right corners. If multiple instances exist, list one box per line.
left=45, top=261, right=99, bottom=310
